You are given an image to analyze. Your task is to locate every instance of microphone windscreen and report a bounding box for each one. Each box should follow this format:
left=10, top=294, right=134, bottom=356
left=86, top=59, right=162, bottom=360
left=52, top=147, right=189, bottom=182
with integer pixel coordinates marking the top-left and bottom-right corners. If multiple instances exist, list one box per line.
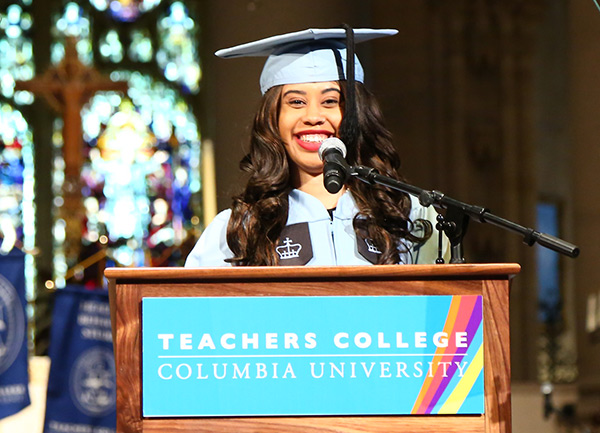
left=318, top=137, right=347, bottom=161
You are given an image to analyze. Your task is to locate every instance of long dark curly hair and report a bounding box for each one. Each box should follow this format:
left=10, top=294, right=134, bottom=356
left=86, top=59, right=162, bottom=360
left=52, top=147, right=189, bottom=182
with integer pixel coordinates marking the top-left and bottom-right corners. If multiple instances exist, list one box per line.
left=225, top=81, right=431, bottom=266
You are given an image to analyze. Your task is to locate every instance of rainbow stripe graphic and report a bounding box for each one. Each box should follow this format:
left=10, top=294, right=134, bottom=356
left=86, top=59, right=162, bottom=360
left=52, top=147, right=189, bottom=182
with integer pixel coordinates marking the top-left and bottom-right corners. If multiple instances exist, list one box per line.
left=411, top=295, right=484, bottom=414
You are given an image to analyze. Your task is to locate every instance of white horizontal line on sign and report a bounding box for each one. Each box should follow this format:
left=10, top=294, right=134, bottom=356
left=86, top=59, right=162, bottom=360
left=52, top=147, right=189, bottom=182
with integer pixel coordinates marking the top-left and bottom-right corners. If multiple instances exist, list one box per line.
left=157, top=353, right=467, bottom=359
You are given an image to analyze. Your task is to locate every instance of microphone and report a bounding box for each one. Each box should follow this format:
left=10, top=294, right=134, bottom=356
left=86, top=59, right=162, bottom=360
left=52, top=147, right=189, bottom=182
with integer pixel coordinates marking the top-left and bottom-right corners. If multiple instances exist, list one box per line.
left=318, top=137, right=350, bottom=194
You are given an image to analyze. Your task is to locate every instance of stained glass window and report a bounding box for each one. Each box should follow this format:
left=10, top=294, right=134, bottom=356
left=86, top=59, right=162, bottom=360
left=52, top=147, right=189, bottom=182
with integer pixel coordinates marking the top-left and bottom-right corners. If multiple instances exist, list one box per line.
left=0, top=103, right=35, bottom=296
left=80, top=72, right=200, bottom=267
left=0, top=2, right=34, bottom=104
left=99, top=29, right=123, bottom=63
left=537, top=203, right=561, bottom=324
left=0, top=0, right=36, bottom=300
left=536, top=201, right=577, bottom=383
left=89, top=0, right=161, bottom=22
left=51, top=2, right=92, bottom=65
left=128, top=29, right=153, bottom=62
left=157, top=1, right=200, bottom=93
left=49, top=1, right=202, bottom=287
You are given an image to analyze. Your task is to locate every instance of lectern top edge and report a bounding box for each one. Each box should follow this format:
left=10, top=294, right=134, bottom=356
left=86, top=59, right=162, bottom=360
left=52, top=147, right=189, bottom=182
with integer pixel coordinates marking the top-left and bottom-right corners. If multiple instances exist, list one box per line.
left=104, top=263, right=521, bottom=282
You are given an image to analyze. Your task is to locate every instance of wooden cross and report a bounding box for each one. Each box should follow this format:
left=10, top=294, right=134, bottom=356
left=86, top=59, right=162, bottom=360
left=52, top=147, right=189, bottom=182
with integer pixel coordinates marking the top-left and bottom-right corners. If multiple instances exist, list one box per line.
left=16, top=36, right=128, bottom=179
left=15, top=36, right=128, bottom=265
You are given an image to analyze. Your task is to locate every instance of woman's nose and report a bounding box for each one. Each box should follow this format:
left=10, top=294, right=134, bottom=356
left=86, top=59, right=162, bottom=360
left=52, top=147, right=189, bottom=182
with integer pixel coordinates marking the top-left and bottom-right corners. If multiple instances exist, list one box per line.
left=302, top=103, right=325, bottom=125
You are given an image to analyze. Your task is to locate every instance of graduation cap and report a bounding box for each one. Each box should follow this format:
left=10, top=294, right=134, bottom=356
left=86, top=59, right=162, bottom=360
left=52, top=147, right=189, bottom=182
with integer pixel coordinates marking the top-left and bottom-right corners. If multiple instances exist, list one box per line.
left=215, top=27, right=398, bottom=95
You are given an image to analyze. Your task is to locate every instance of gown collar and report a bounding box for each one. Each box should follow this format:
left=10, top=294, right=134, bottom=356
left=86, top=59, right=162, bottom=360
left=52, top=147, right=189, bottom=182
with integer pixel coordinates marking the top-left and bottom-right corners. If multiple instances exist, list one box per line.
left=287, top=189, right=357, bottom=224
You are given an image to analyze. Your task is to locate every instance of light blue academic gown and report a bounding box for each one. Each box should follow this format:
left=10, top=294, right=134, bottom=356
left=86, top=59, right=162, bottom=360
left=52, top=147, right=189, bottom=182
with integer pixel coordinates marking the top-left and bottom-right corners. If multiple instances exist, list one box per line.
left=185, top=189, right=448, bottom=267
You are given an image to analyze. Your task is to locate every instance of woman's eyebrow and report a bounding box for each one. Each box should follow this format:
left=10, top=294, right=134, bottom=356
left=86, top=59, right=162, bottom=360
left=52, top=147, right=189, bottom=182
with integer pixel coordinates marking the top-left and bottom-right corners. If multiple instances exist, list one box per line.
left=282, top=89, right=307, bottom=97
left=282, top=88, right=341, bottom=97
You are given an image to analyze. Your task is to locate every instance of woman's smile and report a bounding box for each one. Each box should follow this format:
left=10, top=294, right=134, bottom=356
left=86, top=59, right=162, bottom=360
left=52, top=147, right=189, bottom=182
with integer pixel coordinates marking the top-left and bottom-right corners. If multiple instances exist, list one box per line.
left=294, top=130, right=335, bottom=152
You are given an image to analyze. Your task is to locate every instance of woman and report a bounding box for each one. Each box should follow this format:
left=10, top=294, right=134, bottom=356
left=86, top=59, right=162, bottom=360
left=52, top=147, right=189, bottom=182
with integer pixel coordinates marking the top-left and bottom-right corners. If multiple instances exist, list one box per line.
left=186, top=28, right=448, bottom=267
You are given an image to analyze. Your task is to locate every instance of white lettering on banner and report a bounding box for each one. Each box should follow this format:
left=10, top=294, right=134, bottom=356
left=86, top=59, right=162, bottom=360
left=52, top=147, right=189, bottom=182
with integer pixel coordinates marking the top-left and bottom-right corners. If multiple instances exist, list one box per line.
left=151, top=331, right=469, bottom=356
left=80, top=300, right=110, bottom=315
left=354, top=332, right=371, bottom=348
left=333, top=333, right=348, bottom=348
left=0, top=384, right=26, bottom=397
left=305, top=333, right=317, bottom=349
left=266, top=333, right=278, bottom=349
left=77, top=300, right=112, bottom=343
left=396, top=333, right=409, bottom=348
left=158, top=364, right=172, bottom=379
left=333, top=332, right=469, bottom=349
left=308, top=361, right=469, bottom=379
left=198, top=333, right=216, bottom=350
left=0, top=384, right=27, bottom=403
left=455, top=361, right=468, bottom=376
left=221, top=333, right=236, bottom=349
left=233, top=363, right=249, bottom=379
left=176, top=364, right=192, bottom=379
left=310, top=362, right=324, bottom=378
left=156, top=332, right=320, bottom=350
left=158, top=334, right=174, bottom=349
left=157, top=362, right=297, bottom=380
left=381, top=362, right=392, bottom=378
left=414, top=361, right=423, bottom=377
left=378, top=332, right=390, bottom=348
left=80, top=327, right=112, bottom=342
left=415, top=332, right=427, bottom=348
left=213, top=363, right=227, bottom=379
left=180, top=334, right=192, bottom=349
left=284, top=333, right=298, bottom=348
left=197, top=364, right=208, bottom=379
left=48, top=420, right=115, bottom=433
left=433, top=332, right=448, bottom=347
left=362, top=362, right=376, bottom=377
left=283, top=363, right=297, bottom=378
left=457, top=332, right=468, bottom=347
left=242, top=333, right=259, bottom=349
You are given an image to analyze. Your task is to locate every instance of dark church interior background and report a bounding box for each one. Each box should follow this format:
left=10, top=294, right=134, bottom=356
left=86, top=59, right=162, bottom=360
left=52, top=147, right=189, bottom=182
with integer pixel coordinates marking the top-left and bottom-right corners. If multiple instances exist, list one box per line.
left=1, top=0, right=600, bottom=431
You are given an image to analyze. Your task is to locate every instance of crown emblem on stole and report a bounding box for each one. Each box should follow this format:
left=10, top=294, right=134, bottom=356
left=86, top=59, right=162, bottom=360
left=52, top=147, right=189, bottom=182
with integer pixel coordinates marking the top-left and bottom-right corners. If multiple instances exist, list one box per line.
left=365, top=238, right=382, bottom=254
left=276, top=237, right=302, bottom=260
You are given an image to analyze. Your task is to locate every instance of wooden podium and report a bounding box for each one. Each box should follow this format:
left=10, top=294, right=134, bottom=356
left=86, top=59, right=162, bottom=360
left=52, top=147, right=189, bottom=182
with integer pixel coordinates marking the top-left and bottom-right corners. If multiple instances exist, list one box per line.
left=106, top=263, right=519, bottom=433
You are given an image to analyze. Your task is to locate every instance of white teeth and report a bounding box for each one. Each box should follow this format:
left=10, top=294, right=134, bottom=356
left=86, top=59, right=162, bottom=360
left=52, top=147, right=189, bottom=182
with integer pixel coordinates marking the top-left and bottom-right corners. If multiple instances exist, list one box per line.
left=299, top=134, right=329, bottom=143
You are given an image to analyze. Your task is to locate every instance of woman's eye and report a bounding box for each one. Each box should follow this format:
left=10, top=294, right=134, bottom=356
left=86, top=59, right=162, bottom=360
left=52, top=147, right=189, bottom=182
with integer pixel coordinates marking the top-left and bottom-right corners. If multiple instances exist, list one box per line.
left=323, top=98, right=339, bottom=107
left=288, top=98, right=305, bottom=106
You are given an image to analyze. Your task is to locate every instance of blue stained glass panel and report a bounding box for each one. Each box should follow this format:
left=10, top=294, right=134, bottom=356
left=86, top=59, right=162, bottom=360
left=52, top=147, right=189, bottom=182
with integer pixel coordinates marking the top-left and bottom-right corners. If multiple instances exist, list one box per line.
left=0, top=103, right=36, bottom=297
left=0, top=3, right=35, bottom=104
left=536, top=202, right=561, bottom=323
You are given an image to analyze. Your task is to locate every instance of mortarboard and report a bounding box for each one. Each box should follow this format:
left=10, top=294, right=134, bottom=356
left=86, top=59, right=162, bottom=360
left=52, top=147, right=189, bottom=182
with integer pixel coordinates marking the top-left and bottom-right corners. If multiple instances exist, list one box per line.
left=215, top=28, right=398, bottom=94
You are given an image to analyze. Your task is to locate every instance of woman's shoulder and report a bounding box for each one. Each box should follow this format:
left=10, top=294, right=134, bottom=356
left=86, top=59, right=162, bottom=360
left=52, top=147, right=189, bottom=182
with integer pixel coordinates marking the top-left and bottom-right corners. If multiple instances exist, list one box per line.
left=184, top=208, right=233, bottom=267
left=213, top=208, right=233, bottom=223
left=200, top=208, right=233, bottom=240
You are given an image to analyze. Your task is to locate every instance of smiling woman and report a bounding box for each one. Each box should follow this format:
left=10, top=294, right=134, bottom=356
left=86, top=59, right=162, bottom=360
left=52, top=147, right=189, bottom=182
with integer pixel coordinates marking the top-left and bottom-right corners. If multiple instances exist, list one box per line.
left=278, top=81, right=343, bottom=201
left=185, top=28, right=449, bottom=267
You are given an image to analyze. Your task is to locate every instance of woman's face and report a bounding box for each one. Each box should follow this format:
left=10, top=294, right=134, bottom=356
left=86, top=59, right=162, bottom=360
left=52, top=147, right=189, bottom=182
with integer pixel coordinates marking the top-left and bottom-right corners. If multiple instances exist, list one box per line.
left=278, top=81, right=343, bottom=185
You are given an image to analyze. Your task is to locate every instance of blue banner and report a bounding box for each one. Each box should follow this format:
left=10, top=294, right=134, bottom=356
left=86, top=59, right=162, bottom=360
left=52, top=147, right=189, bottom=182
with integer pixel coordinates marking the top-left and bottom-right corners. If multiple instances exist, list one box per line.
left=142, top=295, right=484, bottom=417
left=0, top=248, right=30, bottom=419
left=44, top=285, right=116, bottom=433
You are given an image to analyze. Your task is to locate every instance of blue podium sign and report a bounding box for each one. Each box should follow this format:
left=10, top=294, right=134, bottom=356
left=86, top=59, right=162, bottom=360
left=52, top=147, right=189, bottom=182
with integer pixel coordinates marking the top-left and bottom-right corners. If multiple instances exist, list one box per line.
left=142, top=295, right=484, bottom=417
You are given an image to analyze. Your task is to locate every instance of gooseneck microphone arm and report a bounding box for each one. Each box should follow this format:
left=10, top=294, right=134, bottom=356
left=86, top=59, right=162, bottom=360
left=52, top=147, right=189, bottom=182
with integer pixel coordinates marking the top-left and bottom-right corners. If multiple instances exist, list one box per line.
left=349, top=165, right=580, bottom=260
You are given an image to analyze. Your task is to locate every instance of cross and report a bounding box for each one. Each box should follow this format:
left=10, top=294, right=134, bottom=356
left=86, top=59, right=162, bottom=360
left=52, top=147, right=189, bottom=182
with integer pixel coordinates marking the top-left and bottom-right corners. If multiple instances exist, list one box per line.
left=15, top=36, right=128, bottom=266
left=16, top=36, right=128, bottom=179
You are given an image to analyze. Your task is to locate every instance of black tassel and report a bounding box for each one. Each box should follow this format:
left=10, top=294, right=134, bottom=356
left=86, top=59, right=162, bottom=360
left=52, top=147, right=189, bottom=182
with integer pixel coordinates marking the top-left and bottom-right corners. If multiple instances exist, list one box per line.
left=339, top=24, right=359, bottom=155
